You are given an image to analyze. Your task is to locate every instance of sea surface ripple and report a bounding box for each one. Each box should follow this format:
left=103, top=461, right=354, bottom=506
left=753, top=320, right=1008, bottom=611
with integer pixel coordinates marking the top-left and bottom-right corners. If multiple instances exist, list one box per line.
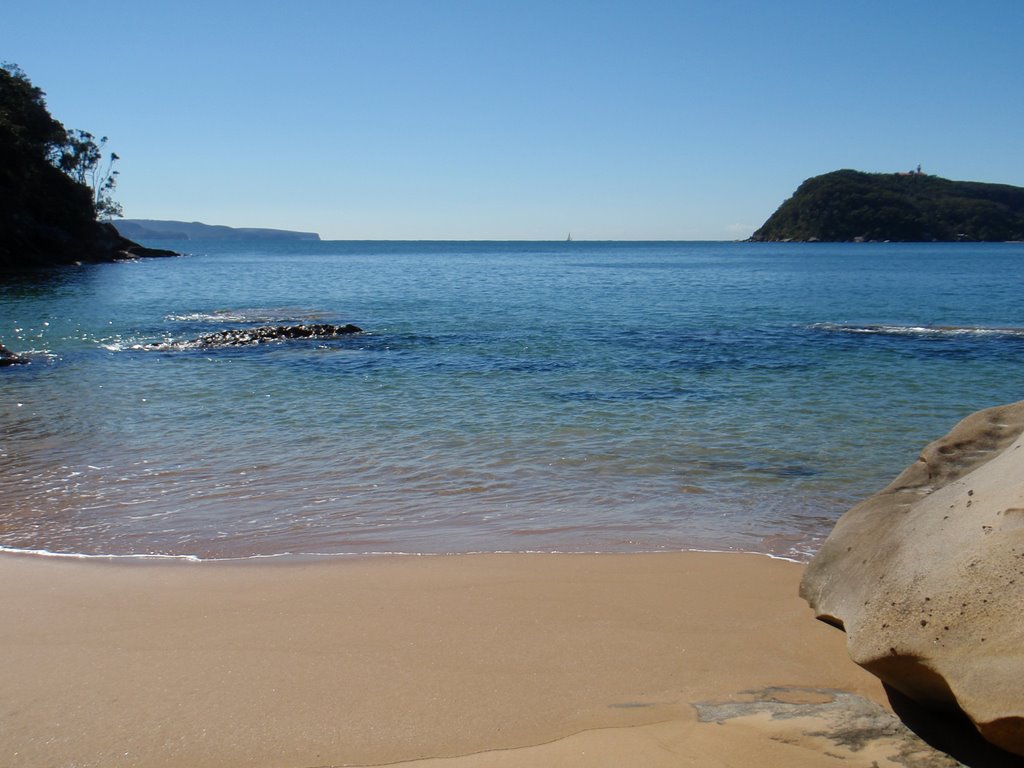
left=2, top=240, right=1023, bottom=561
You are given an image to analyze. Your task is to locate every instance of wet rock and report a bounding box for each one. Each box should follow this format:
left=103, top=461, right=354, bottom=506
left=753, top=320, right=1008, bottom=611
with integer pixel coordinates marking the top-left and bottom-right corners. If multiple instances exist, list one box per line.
left=118, top=241, right=178, bottom=258
left=694, top=686, right=963, bottom=767
left=149, top=323, right=363, bottom=351
left=0, top=342, right=28, bottom=366
left=800, top=401, right=1024, bottom=756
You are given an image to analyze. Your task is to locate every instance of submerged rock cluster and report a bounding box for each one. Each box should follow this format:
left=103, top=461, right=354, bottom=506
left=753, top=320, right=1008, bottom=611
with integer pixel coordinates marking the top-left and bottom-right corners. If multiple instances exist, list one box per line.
left=801, top=400, right=1024, bottom=756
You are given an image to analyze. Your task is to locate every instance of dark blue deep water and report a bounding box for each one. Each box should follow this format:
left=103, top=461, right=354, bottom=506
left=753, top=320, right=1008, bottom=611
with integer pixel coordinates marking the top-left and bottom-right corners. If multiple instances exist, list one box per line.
left=2, top=240, right=1023, bottom=560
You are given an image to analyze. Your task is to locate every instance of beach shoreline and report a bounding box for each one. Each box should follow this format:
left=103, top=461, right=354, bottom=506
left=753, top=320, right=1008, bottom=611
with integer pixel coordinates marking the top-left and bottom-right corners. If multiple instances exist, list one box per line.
left=3, top=549, right=960, bottom=767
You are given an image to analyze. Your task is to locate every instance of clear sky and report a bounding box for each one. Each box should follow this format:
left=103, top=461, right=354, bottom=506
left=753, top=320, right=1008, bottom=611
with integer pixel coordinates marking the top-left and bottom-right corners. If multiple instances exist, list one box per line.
left=5, top=0, right=1023, bottom=240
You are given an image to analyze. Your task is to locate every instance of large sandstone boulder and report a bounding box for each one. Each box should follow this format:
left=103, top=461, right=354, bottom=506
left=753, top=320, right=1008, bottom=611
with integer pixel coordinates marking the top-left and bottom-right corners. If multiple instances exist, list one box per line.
left=801, top=401, right=1024, bottom=756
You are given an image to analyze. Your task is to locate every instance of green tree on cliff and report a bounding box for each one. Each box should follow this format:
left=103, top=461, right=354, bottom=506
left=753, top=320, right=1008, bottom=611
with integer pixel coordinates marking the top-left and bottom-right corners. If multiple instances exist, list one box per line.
left=58, top=129, right=123, bottom=219
left=0, top=63, right=66, bottom=154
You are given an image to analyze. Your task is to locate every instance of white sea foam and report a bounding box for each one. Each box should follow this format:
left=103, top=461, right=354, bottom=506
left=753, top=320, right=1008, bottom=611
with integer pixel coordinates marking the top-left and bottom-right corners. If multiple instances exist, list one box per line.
left=0, top=546, right=203, bottom=562
left=812, top=322, right=1024, bottom=337
left=165, top=307, right=330, bottom=324
left=0, top=545, right=804, bottom=564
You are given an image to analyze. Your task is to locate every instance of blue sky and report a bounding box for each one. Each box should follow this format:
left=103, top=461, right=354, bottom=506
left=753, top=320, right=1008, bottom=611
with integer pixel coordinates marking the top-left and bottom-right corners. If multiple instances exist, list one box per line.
left=5, top=1, right=1023, bottom=239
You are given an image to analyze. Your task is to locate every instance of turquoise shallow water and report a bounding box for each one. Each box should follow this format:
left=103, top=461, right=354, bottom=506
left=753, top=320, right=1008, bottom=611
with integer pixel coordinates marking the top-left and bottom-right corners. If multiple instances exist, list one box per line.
left=1, top=240, right=1023, bottom=560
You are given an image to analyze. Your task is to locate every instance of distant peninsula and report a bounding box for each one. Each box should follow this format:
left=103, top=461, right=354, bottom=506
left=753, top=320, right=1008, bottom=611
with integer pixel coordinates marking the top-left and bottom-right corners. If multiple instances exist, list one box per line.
left=114, top=220, right=321, bottom=242
left=750, top=169, right=1024, bottom=242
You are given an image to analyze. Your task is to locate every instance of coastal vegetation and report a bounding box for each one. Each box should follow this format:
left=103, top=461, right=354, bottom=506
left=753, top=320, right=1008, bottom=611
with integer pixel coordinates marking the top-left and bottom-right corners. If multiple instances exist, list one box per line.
left=0, top=64, right=161, bottom=269
left=751, top=169, right=1024, bottom=242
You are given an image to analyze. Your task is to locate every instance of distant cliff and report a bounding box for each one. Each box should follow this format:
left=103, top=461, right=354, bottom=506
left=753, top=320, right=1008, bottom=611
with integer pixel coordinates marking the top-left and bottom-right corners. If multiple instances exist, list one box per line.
left=114, top=220, right=321, bottom=241
left=750, top=170, right=1024, bottom=242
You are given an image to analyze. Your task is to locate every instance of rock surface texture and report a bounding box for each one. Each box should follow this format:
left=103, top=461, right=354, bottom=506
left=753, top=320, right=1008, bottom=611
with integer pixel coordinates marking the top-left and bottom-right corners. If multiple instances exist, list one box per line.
left=801, top=401, right=1024, bottom=756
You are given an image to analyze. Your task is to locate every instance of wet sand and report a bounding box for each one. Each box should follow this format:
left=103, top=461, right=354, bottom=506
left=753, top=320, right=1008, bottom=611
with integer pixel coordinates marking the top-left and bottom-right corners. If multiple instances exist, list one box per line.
left=0, top=551, right=954, bottom=767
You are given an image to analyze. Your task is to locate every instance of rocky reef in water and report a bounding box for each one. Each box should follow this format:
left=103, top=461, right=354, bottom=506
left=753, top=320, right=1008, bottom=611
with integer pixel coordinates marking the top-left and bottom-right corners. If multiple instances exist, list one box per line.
left=801, top=400, right=1024, bottom=757
left=2, top=324, right=362, bottom=369
left=146, top=323, right=363, bottom=351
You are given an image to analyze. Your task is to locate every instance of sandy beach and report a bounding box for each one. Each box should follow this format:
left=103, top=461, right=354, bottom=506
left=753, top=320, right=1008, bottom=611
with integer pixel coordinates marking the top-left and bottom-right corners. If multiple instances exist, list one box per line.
left=0, top=551, right=987, bottom=767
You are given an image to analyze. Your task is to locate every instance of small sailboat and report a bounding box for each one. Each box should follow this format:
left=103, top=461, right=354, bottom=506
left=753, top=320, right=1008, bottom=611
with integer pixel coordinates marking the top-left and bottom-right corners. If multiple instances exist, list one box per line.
left=566, top=233, right=573, bottom=242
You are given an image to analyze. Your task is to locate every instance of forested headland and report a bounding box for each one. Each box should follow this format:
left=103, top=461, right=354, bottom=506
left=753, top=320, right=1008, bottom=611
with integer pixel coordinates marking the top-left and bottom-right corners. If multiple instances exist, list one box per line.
left=0, top=64, right=171, bottom=270
left=751, top=169, right=1024, bottom=242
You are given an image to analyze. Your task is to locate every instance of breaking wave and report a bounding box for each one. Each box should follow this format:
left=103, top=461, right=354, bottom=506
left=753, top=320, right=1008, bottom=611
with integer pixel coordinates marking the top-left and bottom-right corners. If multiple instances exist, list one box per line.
left=811, top=323, right=1024, bottom=338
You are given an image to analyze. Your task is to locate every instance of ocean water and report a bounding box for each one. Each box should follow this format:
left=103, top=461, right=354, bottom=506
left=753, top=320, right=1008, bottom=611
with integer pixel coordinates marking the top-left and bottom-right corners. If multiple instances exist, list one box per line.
left=1, top=240, right=1022, bottom=561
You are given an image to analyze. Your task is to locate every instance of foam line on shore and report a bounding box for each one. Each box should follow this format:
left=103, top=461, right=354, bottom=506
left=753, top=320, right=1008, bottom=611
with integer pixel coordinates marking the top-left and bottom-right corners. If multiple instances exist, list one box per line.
left=0, top=544, right=804, bottom=564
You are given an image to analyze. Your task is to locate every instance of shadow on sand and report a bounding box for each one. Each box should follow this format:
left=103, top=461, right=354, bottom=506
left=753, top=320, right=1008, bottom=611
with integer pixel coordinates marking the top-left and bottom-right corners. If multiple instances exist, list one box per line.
left=886, top=686, right=1022, bottom=767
